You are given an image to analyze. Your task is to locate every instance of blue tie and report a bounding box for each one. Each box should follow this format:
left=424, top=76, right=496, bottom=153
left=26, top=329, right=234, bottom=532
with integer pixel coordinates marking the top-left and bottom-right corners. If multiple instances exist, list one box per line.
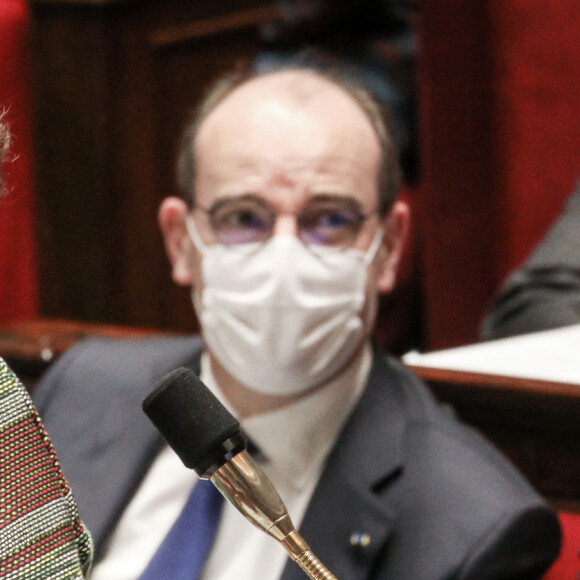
left=139, top=479, right=225, bottom=580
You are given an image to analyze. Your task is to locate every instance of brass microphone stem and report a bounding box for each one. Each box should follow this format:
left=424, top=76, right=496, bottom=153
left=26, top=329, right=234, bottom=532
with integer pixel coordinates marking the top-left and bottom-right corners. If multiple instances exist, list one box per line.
left=210, top=450, right=339, bottom=580
left=277, top=528, right=338, bottom=580
left=295, top=550, right=338, bottom=580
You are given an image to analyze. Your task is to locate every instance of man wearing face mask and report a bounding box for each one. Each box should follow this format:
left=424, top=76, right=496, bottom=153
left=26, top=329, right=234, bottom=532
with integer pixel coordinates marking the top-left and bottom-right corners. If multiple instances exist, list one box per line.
left=33, top=64, right=560, bottom=579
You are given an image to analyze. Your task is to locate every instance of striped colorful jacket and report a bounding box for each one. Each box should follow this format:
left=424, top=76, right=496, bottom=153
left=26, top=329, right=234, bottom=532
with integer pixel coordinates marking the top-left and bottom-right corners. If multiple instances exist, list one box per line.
left=0, top=358, right=92, bottom=579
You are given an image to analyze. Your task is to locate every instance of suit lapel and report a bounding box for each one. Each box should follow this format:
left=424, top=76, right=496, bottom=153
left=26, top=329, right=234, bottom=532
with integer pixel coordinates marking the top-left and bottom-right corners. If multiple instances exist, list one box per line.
left=281, top=349, right=407, bottom=580
left=88, top=344, right=203, bottom=558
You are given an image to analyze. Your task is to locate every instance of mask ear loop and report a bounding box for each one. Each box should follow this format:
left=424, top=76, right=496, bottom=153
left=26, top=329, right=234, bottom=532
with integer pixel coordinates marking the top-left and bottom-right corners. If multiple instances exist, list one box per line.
left=186, top=215, right=208, bottom=254
left=363, top=227, right=385, bottom=266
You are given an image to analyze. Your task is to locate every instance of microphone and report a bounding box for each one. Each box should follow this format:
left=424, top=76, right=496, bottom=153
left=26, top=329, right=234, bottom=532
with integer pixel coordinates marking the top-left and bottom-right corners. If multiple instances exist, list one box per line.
left=142, top=367, right=338, bottom=580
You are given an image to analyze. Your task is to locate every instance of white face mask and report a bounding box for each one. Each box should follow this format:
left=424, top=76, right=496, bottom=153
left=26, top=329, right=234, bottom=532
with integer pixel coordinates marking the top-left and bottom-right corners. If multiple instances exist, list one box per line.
left=187, top=218, right=383, bottom=396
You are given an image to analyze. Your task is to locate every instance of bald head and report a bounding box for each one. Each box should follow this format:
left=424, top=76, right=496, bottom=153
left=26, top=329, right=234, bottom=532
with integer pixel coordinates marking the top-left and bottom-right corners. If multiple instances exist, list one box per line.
left=198, top=69, right=377, bottom=134
left=177, top=66, right=400, bottom=215
left=203, top=68, right=379, bottom=121
left=195, top=70, right=381, bottom=202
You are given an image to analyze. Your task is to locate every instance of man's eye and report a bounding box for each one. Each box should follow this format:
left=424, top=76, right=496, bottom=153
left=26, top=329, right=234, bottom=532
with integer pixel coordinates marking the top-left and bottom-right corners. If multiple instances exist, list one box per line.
left=227, top=210, right=267, bottom=229
left=306, top=209, right=359, bottom=231
left=318, top=211, right=353, bottom=228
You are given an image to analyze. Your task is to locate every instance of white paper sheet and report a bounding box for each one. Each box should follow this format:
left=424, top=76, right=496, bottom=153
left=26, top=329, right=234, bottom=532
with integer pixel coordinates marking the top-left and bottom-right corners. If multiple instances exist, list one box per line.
left=402, top=324, right=580, bottom=385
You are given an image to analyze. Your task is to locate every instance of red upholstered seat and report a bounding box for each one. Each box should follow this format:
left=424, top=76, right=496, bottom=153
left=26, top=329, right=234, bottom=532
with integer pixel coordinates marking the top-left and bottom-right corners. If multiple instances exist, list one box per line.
left=543, top=512, right=580, bottom=579
left=0, top=0, right=38, bottom=322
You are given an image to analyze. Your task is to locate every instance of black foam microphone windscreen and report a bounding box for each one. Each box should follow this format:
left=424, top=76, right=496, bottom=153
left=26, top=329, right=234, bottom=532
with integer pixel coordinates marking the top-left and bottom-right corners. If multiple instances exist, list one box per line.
left=142, top=367, right=244, bottom=476
left=142, top=366, right=339, bottom=580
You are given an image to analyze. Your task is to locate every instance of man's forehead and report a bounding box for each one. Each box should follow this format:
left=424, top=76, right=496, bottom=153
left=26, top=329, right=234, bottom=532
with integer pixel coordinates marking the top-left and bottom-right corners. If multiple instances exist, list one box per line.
left=195, top=69, right=377, bottom=149
left=218, top=69, right=348, bottom=108
left=241, top=69, right=345, bottom=98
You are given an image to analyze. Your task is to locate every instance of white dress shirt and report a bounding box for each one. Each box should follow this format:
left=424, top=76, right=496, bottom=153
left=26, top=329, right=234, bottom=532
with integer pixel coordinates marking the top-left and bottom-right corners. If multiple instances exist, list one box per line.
left=91, top=344, right=371, bottom=580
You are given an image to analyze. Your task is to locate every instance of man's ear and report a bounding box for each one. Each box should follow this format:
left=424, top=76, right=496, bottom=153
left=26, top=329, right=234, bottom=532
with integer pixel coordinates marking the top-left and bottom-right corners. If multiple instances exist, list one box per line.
left=158, top=197, right=195, bottom=287
left=375, top=200, right=410, bottom=294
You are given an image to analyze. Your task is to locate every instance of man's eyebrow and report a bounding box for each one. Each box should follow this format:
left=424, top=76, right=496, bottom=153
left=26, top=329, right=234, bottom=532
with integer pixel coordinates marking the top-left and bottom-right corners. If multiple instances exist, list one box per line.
left=305, top=194, right=364, bottom=211
left=207, top=193, right=267, bottom=211
left=205, top=193, right=365, bottom=213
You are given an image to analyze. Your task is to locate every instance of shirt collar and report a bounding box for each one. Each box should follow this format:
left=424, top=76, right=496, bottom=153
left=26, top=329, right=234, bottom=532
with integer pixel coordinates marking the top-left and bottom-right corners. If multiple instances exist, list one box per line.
left=200, top=343, right=372, bottom=491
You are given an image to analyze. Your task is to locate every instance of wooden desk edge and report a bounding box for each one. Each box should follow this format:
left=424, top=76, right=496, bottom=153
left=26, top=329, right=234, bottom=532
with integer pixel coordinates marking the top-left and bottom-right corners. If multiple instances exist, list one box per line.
left=407, top=363, right=580, bottom=400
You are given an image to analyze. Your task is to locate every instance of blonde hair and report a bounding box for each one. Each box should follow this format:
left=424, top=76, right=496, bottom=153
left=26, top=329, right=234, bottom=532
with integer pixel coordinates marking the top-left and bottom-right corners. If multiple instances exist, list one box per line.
left=0, top=112, right=10, bottom=196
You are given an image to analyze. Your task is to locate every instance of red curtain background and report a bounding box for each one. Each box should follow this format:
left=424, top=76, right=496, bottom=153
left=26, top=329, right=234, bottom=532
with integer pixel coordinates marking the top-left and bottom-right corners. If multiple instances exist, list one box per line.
left=0, top=0, right=38, bottom=322
left=418, top=0, right=580, bottom=349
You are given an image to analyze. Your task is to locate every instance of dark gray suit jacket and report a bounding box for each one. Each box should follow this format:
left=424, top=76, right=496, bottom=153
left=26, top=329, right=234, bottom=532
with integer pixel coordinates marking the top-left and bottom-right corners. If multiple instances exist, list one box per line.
left=33, top=336, right=560, bottom=579
left=482, top=181, right=580, bottom=340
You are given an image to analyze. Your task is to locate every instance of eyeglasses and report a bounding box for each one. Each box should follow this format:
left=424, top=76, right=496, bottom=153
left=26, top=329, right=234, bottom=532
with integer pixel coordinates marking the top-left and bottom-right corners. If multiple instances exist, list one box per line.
left=193, top=195, right=377, bottom=248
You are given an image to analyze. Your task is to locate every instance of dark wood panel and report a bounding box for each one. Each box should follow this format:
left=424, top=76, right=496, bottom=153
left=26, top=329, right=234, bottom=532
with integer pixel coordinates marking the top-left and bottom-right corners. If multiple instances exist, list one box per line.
left=28, top=0, right=277, bottom=331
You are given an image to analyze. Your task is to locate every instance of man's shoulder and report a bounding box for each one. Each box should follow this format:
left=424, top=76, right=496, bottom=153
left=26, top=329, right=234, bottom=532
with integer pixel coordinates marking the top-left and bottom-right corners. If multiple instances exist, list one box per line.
left=356, top=351, right=559, bottom=577
left=369, top=350, right=543, bottom=506
left=370, top=350, right=458, bottom=426
left=33, top=333, right=203, bottom=409
left=395, top=409, right=560, bottom=576
left=64, top=333, right=201, bottom=362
